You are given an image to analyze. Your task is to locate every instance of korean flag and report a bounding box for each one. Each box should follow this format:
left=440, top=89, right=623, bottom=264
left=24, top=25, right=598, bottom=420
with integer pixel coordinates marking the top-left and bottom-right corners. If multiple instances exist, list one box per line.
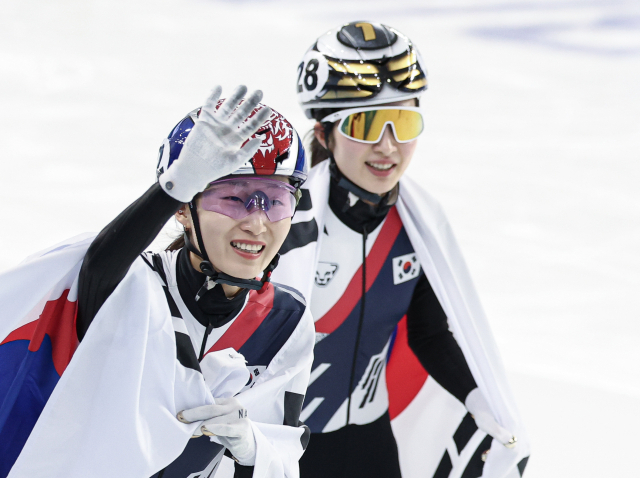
left=392, top=253, right=420, bottom=285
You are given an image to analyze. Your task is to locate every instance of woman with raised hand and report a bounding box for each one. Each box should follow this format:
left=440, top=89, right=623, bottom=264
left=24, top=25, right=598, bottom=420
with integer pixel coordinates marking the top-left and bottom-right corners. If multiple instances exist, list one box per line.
left=273, top=22, right=530, bottom=478
left=0, top=86, right=313, bottom=478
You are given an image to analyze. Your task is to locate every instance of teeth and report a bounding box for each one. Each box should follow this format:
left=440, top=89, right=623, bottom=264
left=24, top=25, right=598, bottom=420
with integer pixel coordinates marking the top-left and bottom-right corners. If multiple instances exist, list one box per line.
left=231, top=242, right=264, bottom=253
left=367, top=162, right=394, bottom=171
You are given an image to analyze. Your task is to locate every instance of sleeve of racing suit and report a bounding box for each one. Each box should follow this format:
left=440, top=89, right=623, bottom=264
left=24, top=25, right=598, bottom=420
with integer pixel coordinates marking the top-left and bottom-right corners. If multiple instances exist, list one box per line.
left=76, top=183, right=182, bottom=341
left=406, top=272, right=477, bottom=403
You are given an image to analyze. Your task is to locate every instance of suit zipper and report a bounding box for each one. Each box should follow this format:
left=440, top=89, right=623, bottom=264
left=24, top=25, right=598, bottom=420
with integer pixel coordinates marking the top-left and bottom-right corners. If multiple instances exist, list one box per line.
left=346, top=226, right=368, bottom=426
left=199, top=321, right=214, bottom=362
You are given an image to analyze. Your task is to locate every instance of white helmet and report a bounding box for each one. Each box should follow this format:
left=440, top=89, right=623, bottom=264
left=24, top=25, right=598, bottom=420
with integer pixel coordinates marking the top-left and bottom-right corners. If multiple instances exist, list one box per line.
left=297, top=21, right=428, bottom=119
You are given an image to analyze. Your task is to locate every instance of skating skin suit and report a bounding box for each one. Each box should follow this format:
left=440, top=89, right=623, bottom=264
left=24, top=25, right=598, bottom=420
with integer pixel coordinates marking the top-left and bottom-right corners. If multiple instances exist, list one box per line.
left=277, top=175, right=477, bottom=478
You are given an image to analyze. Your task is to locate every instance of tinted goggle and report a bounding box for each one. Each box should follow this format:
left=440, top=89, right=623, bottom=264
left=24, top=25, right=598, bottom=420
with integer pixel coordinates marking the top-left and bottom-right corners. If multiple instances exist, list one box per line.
left=201, top=178, right=297, bottom=222
left=321, top=106, right=424, bottom=144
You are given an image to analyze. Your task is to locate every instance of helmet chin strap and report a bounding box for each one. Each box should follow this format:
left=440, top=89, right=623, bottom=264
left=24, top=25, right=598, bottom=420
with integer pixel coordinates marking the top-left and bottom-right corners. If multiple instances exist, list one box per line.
left=322, top=122, right=391, bottom=206
left=185, top=201, right=278, bottom=298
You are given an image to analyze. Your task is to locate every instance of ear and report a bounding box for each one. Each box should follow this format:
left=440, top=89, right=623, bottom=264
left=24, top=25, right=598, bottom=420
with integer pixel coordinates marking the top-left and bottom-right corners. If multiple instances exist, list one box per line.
left=175, top=205, right=191, bottom=228
left=313, top=122, right=329, bottom=149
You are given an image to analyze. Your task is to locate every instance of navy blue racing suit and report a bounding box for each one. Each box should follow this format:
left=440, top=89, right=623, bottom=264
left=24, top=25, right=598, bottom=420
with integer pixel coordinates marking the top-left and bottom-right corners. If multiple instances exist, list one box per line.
left=279, top=176, right=477, bottom=478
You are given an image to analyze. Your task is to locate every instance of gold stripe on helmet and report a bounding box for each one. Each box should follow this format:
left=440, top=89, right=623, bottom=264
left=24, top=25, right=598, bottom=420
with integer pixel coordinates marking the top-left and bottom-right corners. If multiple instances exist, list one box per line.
left=392, top=68, right=423, bottom=83
left=387, top=50, right=418, bottom=71
left=320, top=89, right=374, bottom=100
left=403, top=77, right=428, bottom=90
left=337, top=76, right=381, bottom=87
left=328, top=60, right=380, bottom=75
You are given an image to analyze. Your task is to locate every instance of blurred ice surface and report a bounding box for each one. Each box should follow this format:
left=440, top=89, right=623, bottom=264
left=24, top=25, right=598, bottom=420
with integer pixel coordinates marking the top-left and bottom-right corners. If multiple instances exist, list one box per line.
left=0, top=0, right=638, bottom=475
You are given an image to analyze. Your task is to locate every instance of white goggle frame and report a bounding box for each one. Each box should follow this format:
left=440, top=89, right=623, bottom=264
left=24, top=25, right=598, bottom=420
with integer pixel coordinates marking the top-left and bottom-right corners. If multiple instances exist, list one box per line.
left=320, top=106, right=424, bottom=144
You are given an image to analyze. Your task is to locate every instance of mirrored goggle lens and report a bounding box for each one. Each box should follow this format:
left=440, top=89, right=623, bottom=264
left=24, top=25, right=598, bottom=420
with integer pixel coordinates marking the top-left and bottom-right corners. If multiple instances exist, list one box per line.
left=339, top=109, right=424, bottom=143
left=200, top=179, right=296, bottom=222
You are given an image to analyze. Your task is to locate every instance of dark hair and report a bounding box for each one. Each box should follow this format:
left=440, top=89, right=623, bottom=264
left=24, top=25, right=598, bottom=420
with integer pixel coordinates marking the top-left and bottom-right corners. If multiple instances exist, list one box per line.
left=166, top=233, right=185, bottom=251
left=308, top=108, right=340, bottom=167
left=166, top=198, right=198, bottom=252
left=309, top=132, right=330, bottom=167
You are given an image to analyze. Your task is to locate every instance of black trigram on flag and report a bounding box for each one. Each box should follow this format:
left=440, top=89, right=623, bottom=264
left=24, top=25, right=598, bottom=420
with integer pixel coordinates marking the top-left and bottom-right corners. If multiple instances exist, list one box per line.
left=432, top=413, right=529, bottom=478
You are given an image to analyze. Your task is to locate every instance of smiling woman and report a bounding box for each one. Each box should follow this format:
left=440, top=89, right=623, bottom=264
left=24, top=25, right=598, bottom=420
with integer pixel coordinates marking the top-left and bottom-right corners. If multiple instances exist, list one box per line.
left=0, top=86, right=314, bottom=478
left=273, top=21, right=530, bottom=478
left=176, top=177, right=298, bottom=285
left=314, top=99, right=420, bottom=195
left=156, top=103, right=306, bottom=299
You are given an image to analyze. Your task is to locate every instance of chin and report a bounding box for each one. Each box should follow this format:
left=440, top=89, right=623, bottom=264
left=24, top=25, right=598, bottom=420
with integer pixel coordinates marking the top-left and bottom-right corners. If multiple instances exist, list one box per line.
left=228, top=266, right=262, bottom=280
left=366, top=180, right=396, bottom=195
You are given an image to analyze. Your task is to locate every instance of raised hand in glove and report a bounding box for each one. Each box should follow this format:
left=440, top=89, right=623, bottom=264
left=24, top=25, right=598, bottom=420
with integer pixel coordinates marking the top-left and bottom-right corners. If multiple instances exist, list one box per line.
left=465, top=388, right=517, bottom=448
left=159, top=85, right=271, bottom=202
left=178, top=397, right=256, bottom=466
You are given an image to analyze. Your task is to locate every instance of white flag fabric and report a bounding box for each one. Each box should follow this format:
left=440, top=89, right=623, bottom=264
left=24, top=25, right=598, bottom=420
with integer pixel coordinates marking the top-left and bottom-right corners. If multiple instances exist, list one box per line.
left=272, top=160, right=531, bottom=477
left=1, top=234, right=314, bottom=478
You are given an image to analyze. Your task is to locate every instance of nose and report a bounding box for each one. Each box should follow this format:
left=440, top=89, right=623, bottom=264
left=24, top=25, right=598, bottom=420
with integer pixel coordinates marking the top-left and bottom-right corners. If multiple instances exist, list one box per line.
left=372, top=124, right=398, bottom=154
left=240, top=210, right=269, bottom=235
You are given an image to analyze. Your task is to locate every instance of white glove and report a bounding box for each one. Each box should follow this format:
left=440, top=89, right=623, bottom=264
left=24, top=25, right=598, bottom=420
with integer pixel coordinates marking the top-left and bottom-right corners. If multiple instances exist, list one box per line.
left=465, top=388, right=517, bottom=448
left=199, top=348, right=249, bottom=399
left=158, top=85, right=271, bottom=202
left=178, top=397, right=256, bottom=466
